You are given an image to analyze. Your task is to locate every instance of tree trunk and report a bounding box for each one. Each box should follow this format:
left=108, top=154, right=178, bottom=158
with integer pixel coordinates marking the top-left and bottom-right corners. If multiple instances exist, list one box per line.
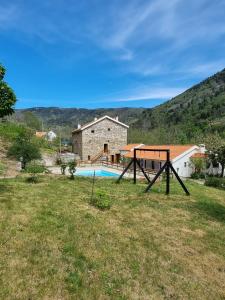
left=221, top=163, right=225, bottom=177
left=22, top=161, right=26, bottom=170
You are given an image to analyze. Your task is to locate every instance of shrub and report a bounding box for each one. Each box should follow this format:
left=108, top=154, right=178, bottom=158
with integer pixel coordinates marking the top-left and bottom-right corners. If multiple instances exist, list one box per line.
left=7, top=131, right=41, bottom=169
left=60, top=163, right=67, bottom=175
left=0, top=162, right=6, bottom=175
left=68, top=160, right=77, bottom=180
left=26, top=175, right=39, bottom=184
left=56, top=157, right=62, bottom=165
left=25, top=163, right=46, bottom=174
left=90, top=189, right=111, bottom=210
left=205, top=176, right=225, bottom=190
left=191, top=172, right=205, bottom=179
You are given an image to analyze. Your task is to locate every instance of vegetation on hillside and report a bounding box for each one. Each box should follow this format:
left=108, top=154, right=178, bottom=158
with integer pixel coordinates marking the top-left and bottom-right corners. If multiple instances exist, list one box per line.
left=7, top=131, right=41, bottom=169
left=14, top=107, right=144, bottom=135
left=131, top=68, right=225, bottom=144
left=0, top=176, right=225, bottom=299
left=13, top=68, right=225, bottom=145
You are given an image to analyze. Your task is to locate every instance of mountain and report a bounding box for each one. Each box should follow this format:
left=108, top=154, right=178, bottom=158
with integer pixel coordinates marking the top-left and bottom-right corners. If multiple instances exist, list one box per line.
left=14, top=107, right=144, bottom=138
left=16, top=107, right=144, bottom=127
left=14, top=68, right=225, bottom=144
left=130, top=68, right=225, bottom=144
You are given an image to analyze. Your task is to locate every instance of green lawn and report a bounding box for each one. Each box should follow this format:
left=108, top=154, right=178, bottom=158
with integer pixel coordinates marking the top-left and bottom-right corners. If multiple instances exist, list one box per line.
left=0, top=176, right=225, bottom=299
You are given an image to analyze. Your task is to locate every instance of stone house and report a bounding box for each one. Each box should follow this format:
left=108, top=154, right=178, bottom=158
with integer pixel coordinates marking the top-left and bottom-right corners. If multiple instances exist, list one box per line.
left=72, top=115, right=129, bottom=162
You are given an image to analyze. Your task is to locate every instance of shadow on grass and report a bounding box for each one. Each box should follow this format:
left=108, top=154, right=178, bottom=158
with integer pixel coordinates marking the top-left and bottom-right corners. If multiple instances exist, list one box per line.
left=194, top=200, right=225, bottom=223
left=0, top=181, right=11, bottom=194
left=179, top=199, right=225, bottom=224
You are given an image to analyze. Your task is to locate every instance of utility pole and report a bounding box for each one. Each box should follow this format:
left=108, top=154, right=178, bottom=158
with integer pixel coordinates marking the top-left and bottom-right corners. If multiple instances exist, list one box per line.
left=59, top=129, right=62, bottom=154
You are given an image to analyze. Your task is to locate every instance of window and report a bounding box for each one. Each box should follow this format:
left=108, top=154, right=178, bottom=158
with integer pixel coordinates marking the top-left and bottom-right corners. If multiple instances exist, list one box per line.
left=88, top=155, right=91, bottom=160
left=108, top=128, right=111, bottom=131
left=184, top=162, right=187, bottom=167
left=91, top=130, right=95, bottom=133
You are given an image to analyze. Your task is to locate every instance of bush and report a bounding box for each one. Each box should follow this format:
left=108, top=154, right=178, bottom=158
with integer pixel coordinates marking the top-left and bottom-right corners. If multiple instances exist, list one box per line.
left=7, top=131, right=41, bottom=169
left=68, top=160, right=77, bottom=180
left=26, top=175, right=39, bottom=184
left=90, top=189, right=111, bottom=210
left=191, top=172, right=205, bottom=179
left=25, top=163, right=46, bottom=174
left=0, top=162, right=6, bottom=175
left=60, top=163, right=67, bottom=175
left=205, top=176, right=225, bottom=190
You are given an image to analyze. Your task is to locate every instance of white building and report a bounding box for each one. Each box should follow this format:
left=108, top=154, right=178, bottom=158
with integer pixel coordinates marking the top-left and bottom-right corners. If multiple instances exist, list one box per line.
left=47, top=131, right=57, bottom=142
left=120, top=144, right=206, bottom=178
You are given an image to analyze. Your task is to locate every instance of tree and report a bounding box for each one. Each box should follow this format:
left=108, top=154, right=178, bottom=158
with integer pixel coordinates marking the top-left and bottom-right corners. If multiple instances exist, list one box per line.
left=68, top=160, right=77, bottom=180
left=0, top=64, right=17, bottom=118
left=60, top=163, right=67, bottom=175
left=7, top=131, right=41, bottom=169
left=207, top=144, right=225, bottom=177
left=190, top=157, right=206, bottom=174
left=23, top=111, right=41, bottom=130
left=217, top=145, right=225, bottom=177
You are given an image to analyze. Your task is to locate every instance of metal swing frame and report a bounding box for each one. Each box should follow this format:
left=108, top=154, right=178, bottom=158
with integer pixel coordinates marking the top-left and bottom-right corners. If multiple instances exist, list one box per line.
left=117, top=148, right=190, bottom=195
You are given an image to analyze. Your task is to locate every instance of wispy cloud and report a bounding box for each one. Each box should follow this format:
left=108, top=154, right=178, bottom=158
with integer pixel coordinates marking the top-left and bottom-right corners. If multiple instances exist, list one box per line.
left=112, top=87, right=186, bottom=102
left=1, top=0, right=225, bottom=110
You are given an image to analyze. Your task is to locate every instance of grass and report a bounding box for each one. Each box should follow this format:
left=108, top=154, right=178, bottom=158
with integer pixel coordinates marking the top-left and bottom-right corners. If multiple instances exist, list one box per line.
left=0, top=162, right=6, bottom=175
left=0, top=175, right=225, bottom=299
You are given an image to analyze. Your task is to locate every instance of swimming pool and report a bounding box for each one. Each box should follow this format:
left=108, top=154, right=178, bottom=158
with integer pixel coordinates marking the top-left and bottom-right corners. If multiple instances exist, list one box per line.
left=76, top=169, right=118, bottom=177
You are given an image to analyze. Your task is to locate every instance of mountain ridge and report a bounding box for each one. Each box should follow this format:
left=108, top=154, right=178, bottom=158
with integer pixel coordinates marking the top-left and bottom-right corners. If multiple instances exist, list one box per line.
left=14, top=68, right=225, bottom=143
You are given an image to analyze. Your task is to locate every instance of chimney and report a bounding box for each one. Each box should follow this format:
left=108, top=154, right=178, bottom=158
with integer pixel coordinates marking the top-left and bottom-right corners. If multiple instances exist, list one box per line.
left=77, top=124, right=81, bottom=129
left=115, top=116, right=119, bottom=121
left=199, top=144, right=206, bottom=154
left=94, top=117, right=98, bottom=121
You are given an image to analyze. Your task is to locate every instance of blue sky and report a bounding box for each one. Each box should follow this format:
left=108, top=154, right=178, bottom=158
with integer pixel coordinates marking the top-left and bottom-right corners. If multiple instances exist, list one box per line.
left=0, top=0, right=225, bottom=109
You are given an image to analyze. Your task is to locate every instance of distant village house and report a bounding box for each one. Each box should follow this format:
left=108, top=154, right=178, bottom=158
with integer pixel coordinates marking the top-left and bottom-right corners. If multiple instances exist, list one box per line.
left=35, top=130, right=57, bottom=142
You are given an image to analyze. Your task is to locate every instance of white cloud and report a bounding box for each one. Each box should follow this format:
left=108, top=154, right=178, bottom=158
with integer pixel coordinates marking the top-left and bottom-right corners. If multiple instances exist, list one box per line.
left=1, top=0, right=225, bottom=79
left=112, top=87, right=186, bottom=102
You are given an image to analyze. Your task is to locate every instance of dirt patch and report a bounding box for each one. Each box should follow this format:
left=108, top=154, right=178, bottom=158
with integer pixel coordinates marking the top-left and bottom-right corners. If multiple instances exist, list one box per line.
left=0, top=138, right=19, bottom=178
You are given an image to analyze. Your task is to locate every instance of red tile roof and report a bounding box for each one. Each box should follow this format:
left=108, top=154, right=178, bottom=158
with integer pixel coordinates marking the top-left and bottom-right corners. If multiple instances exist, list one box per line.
left=191, top=153, right=207, bottom=158
left=35, top=131, right=47, bottom=138
left=120, top=144, right=143, bottom=151
left=124, top=144, right=195, bottom=161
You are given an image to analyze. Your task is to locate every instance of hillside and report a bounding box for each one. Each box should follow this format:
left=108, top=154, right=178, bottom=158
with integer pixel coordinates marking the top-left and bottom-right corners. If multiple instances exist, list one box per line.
left=131, top=68, right=225, bottom=144
left=14, top=68, right=225, bottom=144
left=15, top=107, right=144, bottom=129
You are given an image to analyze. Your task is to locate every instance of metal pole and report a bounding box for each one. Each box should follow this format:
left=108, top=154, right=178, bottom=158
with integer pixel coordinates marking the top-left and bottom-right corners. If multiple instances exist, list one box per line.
left=59, top=130, right=62, bottom=154
left=116, top=159, right=134, bottom=183
left=134, top=149, right=137, bottom=184
left=166, top=150, right=170, bottom=195
left=145, top=163, right=167, bottom=193
left=136, top=159, right=151, bottom=183
left=169, top=162, right=190, bottom=196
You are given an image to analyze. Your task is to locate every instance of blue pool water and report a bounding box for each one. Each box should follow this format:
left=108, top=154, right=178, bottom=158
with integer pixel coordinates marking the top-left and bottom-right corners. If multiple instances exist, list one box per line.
left=76, top=169, right=118, bottom=177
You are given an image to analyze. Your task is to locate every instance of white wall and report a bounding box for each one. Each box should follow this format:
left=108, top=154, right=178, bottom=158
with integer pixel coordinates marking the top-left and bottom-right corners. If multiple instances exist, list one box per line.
left=172, top=146, right=202, bottom=177
left=139, top=146, right=204, bottom=178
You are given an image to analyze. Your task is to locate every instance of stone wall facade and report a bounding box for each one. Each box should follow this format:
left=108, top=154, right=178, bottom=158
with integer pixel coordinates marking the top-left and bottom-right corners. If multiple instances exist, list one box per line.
left=72, top=118, right=127, bottom=161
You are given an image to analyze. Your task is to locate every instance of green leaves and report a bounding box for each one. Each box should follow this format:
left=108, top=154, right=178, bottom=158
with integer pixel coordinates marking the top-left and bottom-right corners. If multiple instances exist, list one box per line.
left=7, top=131, right=41, bottom=168
left=0, top=63, right=16, bottom=118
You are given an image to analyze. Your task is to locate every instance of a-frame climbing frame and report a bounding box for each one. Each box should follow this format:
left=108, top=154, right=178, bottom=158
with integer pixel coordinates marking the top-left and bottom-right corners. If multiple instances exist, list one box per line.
left=116, top=148, right=190, bottom=195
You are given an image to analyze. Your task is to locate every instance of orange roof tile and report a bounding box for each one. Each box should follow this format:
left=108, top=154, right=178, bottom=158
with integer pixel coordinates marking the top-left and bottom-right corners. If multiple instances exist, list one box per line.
left=120, top=144, right=143, bottom=151
left=124, top=145, right=195, bottom=161
left=191, top=153, right=207, bottom=158
left=35, top=131, right=47, bottom=138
